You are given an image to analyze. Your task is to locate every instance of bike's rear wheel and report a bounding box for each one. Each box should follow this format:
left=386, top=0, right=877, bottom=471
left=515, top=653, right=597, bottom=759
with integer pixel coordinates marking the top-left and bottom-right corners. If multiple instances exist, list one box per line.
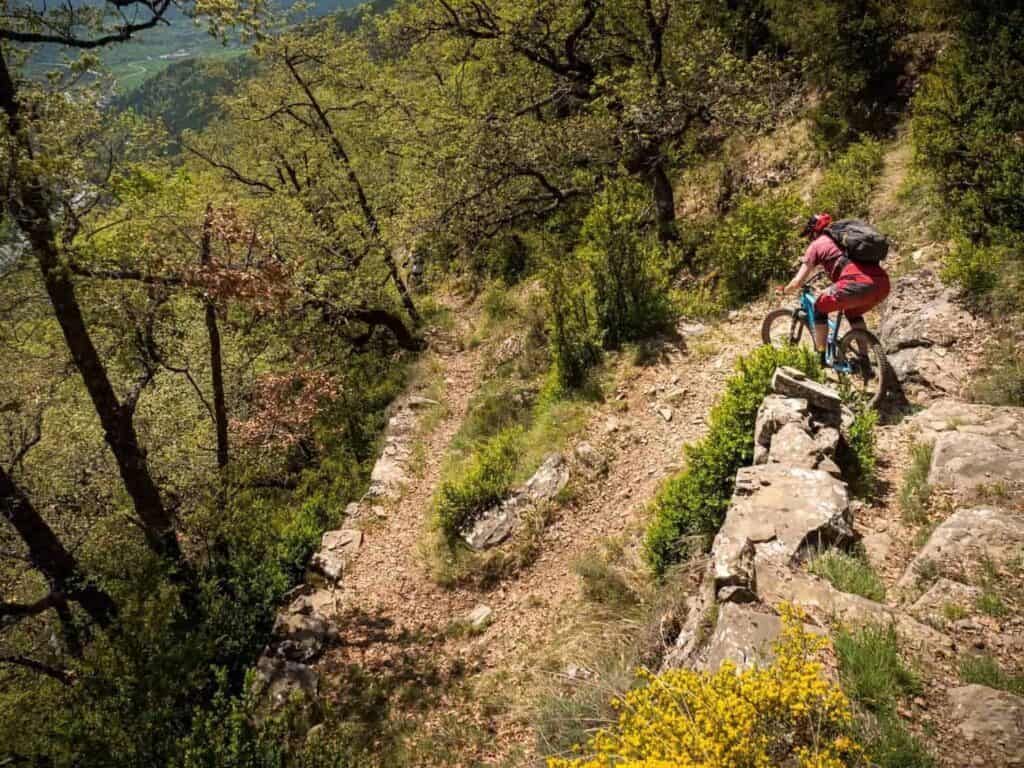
left=761, top=308, right=814, bottom=349
left=837, top=328, right=890, bottom=409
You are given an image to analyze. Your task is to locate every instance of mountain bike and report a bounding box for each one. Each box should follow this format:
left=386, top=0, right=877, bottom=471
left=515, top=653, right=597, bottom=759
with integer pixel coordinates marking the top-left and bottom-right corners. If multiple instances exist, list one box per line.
left=761, top=273, right=890, bottom=408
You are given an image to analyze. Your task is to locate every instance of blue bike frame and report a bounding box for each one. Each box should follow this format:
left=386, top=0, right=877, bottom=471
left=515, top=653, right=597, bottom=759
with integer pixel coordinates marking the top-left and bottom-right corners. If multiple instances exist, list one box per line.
left=798, top=286, right=854, bottom=374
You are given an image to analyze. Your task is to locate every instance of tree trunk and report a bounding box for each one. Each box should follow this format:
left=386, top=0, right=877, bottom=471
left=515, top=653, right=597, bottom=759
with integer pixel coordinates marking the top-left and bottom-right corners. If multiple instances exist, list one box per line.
left=649, top=158, right=679, bottom=244
left=0, top=465, right=117, bottom=628
left=200, top=204, right=230, bottom=472
left=0, top=50, right=181, bottom=564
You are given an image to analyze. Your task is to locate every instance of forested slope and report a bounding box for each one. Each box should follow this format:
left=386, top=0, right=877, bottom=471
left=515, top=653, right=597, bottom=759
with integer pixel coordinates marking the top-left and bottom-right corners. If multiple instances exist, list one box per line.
left=1, top=1, right=1022, bottom=766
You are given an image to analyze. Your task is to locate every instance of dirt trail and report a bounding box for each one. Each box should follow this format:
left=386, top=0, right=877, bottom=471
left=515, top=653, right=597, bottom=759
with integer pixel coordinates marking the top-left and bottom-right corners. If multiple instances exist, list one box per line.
left=317, top=292, right=773, bottom=762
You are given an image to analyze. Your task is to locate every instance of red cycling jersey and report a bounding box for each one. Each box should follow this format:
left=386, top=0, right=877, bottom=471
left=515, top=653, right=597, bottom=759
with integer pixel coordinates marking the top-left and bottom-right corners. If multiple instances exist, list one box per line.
left=802, top=235, right=890, bottom=320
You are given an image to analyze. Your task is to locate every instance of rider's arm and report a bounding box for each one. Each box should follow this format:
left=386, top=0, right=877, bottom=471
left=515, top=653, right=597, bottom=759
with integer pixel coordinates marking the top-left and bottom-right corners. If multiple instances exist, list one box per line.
left=783, top=262, right=814, bottom=293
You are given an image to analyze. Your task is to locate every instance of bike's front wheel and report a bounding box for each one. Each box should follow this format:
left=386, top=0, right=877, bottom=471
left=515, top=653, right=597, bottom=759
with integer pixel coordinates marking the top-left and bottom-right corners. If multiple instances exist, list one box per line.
left=837, top=328, right=890, bottom=409
left=761, top=308, right=814, bottom=349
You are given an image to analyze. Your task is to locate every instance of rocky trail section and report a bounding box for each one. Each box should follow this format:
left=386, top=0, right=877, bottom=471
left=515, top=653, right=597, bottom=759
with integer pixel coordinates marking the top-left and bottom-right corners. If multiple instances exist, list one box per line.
left=662, top=360, right=1024, bottom=767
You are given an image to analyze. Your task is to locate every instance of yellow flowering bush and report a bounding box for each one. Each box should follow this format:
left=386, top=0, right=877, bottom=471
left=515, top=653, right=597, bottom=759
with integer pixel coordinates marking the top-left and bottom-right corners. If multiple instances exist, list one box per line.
left=548, top=609, right=864, bottom=768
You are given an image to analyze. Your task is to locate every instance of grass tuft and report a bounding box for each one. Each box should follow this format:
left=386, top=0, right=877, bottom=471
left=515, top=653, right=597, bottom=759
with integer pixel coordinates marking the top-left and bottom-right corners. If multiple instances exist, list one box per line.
left=809, top=549, right=886, bottom=602
left=959, top=654, right=1024, bottom=696
left=834, top=624, right=921, bottom=713
left=899, top=443, right=934, bottom=526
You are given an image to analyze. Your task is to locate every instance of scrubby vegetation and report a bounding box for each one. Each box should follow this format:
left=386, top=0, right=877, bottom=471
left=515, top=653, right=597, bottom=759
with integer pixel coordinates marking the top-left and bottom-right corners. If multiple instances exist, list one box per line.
left=645, top=345, right=820, bottom=575
left=899, top=443, right=934, bottom=526
left=548, top=609, right=864, bottom=768
left=3, top=0, right=1021, bottom=765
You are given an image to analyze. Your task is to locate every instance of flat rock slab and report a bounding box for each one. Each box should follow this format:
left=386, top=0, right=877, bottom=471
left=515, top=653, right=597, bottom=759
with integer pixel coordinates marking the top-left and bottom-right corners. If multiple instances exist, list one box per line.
left=464, top=453, right=569, bottom=550
left=910, top=578, right=982, bottom=624
left=767, top=421, right=822, bottom=469
left=948, top=685, right=1024, bottom=765
left=772, top=367, right=842, bottom=412
left=696, top=604, right=784, bottom=672
left=712, top=465, right=852, bottom=598
left=911, top=401, right=1024, bottom=501
left=270, top=613, right=333, bottom=663
left=899, top=507, right=1024, bottom=590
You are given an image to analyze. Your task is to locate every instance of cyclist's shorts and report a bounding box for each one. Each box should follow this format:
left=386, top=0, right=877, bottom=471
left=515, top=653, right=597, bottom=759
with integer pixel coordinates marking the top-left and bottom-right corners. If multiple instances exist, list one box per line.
left=813, top=270, right=890, bottom=322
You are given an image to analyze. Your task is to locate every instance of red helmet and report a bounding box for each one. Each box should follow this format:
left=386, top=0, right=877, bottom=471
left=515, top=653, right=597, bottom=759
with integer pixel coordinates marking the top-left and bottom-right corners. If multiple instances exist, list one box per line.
left=802, top=213, right=833, bottom=237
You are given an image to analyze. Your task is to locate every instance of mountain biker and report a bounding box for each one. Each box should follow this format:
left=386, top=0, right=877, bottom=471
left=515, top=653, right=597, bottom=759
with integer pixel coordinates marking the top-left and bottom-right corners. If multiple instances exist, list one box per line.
left=778, top=213, right=891, bottom=365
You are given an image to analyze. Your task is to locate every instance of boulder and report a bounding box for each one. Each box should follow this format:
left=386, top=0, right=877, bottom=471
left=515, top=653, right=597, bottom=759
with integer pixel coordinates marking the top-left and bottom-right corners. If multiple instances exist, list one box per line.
left=270, top=613, right=333, bottom=663
left=767, top=422, right=822, bottom=469
left=466, top=604, right=494, bottom=631
left=898, top=507, right=1024, bottom=590
left=309, top=529, right=363, bottom=584
left=696, top=604, right=783, bottom=672
left=754, top=396, right=809, bottom=455
left=711, top=465, right=853, bottom=598
left=574, top=442, right=607, bottom=473
left=772, top=367, right=842, bottom=412
left=948, top=685, right=1024, bottom=765
left=910, top=578, right=982, bottom=624
left=929, top=431, right=1024, bottom=501
left=464, top=454, right=569, bottom=549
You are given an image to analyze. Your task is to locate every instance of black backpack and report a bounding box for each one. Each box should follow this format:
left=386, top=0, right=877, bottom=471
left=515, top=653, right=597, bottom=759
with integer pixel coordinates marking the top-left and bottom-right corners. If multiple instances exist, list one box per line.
left=824, top=219, right=889, bottom=263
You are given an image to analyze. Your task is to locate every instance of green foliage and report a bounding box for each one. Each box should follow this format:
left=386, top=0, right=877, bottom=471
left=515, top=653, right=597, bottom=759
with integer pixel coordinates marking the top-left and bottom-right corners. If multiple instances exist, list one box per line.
left=695, top=192, right=801, bottom=307
left=835, top=624, right=921, bottom=713
left=959, top=654, right=1024, bottom=696
left=544, top=255, right=604, bottom=390
left=860, top=713, right=936, bottom=768
left=913, top=6, right=1024, bottom=303
left=433, top=427, right=522, bottom=541
left=576, top=180, right=677, bottom=348
left=814, top=137, right=886, bottom=219
left=972, top=340, right=1024, bottom=407
left=899, top=443, right=934, bottom=525
left=766, top=0, right=910, bottom=150
left=809, top=549, right=886, bottom=602
left=843, top=404, right=879, bottom=498
left=644, top=345, right=821, bottom=575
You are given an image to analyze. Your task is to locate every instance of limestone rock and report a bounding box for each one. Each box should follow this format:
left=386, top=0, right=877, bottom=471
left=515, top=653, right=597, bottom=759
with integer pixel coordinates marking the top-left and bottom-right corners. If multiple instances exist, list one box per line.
left=493, top=335, right=525, bottom=365
left=767, top=422, right=821, bottom=469
left=756, top=561, right=953, bottom=656
left=880, top=270, right=976, bottom=397
left=466, top=604, right=494, bottom=631
left=899, top=507, right=1024, bottom=589
left=754, top=395, right=809, bottom=455
left=711, top=465, right=852, bottom=596
left=860, top=531, right=894, bottom=572
left=948, top=685, right=1024, bottom=765
left=910, top=578, right=982, bottom=624
left=309, top=529, right=363, bottom=584
left=658, top=407, right=673, bottom=422
left=270, top=612, right=333, bottom=663
left=696, top=604, right=783, bottom=672
left=772, top=367, right=842, bottom=412
left=464, top=454, right=569, bottom=549
left=574, top=442, right=607, bottom=472
left=929, top=431, right=1024, bottom=501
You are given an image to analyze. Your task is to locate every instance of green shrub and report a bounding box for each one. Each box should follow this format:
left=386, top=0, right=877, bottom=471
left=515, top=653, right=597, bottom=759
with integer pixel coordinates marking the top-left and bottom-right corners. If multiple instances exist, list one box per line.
left=843, top=404, right=879, bottom=498
left=644, top=345, right=821, bottom=574
left=834, top=624, right=921, bottom=713
left=860, top=712, right=937, bottom=768
left=544, top=257, right=603, bottom=390
left=434, top=427, right=522, bottom=540
left=695, top=192, right=801, bottom=307
left=913, top=8, right=1024, bottom=246
left=765, top=0, right=909, bottom=151
left=576, top=179, right=677, bottom=347
left=959, top=654, right=1024, bottom=696
left=814, top=137, right=885, bottom=219
left=809, top=549, right=886, bottom=602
